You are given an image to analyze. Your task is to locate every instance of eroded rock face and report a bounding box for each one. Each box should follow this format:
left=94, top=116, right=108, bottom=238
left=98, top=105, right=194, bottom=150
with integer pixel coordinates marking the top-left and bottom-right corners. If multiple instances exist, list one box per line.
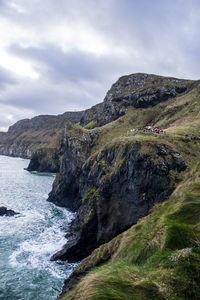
left=48, top=127, right=99, bottom=211
left=50, top=141, right=187, bottom=262
left=80, top=73, right=192, bottom=127
left=26, top=148, right=59, bottom=173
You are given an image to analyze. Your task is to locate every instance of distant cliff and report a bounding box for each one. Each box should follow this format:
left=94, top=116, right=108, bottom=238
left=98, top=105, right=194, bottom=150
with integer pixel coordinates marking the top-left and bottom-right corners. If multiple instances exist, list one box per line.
left=0, top=111, right=84, bottom=159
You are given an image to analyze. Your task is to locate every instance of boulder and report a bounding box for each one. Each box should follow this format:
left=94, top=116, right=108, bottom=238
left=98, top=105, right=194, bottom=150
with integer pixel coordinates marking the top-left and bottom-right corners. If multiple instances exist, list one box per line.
left=0, top=206, right=19, bottom=216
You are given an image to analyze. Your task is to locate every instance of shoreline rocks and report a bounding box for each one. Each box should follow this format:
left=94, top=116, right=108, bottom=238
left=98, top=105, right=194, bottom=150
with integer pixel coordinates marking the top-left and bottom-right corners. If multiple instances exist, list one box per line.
left=0, top=206, right=19, bottom=216
left=26, top=148, right=59, bottom=173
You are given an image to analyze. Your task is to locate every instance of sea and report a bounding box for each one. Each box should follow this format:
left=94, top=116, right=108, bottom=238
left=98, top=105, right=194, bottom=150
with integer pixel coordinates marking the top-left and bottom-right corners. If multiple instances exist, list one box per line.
left=0, top=155, right=75, bottom=300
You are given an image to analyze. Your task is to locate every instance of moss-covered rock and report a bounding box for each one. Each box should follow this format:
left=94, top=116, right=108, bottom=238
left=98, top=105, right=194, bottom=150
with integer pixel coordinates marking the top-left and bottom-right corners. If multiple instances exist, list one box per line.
left=58, top=164, right=200, bottom=300
left=80, top=73, right=197, bottom=128
left=26, top=147, right=60, bottom=173
left=50, top=136, right=187, bottom=262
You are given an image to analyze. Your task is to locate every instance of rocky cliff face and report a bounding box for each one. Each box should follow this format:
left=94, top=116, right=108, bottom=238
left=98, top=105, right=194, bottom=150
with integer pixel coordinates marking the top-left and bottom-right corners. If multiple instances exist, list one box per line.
left=80, top=73, right=193, bottom=128
left=49, top=128, right=187, bottom=262
left=48, top=73, right=196, bottom=262
left=48, top=123, right=99, bottom=211
left=0, top=111, right=84, bottom=159
left=26, top=148, right=59, bottom=173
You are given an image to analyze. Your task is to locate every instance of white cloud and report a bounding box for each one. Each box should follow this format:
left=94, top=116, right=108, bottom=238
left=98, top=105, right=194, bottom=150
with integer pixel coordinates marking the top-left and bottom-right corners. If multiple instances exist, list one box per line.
left=0, top=0, right=200, bottom=130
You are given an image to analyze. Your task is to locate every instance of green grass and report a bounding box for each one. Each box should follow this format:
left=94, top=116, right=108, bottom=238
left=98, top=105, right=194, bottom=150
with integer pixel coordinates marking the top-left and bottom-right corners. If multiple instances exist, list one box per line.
left=59, top=160, right=200, bottom=300
left=58, top=79, right=200, bottom=300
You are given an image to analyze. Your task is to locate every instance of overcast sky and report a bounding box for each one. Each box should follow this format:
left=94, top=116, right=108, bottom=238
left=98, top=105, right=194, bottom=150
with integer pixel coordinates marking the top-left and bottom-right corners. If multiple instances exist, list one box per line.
left=0, top=0, right=200, bottom=131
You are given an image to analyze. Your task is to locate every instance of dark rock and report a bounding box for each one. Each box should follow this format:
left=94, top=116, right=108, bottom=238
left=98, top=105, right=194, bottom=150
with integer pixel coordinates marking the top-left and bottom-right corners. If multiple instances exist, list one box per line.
left=0, top=206, right=19, bottom=216
left=26, top=147, right=59, bottom=173
left=48, top=127, right=99, bottom=212
left=50, top=141, right=187, bottom=262
left=80, top=73, right=193, bottom=128
left=0, top=206, right=7, bottom=215
left=172, top=153, right=187, bottom=172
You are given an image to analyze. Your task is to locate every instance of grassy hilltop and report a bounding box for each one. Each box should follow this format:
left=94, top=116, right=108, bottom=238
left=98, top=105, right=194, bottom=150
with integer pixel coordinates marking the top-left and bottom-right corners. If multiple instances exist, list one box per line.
left=57, top=75, right=200, bottom=300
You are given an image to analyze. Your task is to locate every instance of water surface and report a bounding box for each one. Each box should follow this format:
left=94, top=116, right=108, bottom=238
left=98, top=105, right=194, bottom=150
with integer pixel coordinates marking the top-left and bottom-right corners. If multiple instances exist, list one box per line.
left=0, top=155, right=74, bottom=300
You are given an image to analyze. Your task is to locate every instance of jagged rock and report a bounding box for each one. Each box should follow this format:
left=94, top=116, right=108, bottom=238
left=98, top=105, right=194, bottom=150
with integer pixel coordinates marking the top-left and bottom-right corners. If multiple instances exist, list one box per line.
left=80, top=73, right=193, bottom=128
left=0, top=206, right=19, bottom=216
left=48, top=125, right=99, bottom=211
left=26, top=147, right=59, bottom=173
left=50, top=141, right=187, bottom=262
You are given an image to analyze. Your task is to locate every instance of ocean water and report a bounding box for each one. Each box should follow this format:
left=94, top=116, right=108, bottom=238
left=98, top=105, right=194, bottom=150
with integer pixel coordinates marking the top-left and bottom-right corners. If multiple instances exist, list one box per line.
left=0, top=155, right=75, bottom=300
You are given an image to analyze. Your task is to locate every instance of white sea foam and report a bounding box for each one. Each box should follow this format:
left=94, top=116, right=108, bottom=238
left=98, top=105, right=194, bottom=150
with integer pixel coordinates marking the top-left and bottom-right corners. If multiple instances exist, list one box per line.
left=9, top=222, right=71, bottom=278
left=0, top=155, right=75, bottom=299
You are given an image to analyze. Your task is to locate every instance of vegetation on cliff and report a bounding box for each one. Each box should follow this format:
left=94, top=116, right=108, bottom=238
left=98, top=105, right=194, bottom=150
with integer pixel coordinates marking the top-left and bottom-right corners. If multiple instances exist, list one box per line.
left=59, top=162, right=200, bottom=300
left=26, top=147, right=59, bottom=172
left=1, top=72, right=200, bottom=299
left=48, top=73, right=200, bottom=299
left=0, top=111, right=84, bottom=159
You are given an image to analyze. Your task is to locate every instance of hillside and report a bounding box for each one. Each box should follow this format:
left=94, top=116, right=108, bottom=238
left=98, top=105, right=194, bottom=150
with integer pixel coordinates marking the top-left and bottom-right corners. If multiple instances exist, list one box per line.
left=0, top=111, right=84, bottom=159
left=79, top=73, right=196, bottom=128
left=59, top=161, right=200, bottom=300
left=44, top=73, right=200, bottom=299
left=1, top=72, right=200, bottom=299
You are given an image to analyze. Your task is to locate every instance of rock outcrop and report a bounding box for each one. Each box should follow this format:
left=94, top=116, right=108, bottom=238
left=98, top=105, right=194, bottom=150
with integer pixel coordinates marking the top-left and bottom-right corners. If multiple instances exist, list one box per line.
left=50, top=130, right=187, bottom=262
left=26, top=147, right=59, bottom=173
left=0, top=206, right=19, bottom=216
left=48, top=73, right=194, bottom=262
left=80, top=73, right=194, bottom=128
left=48, top=123, right=99, bottom=211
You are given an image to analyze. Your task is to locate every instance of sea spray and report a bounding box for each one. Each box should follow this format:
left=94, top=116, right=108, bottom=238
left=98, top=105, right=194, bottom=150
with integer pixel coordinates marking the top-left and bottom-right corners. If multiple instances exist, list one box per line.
left=0, top=155, right=75, bottom=300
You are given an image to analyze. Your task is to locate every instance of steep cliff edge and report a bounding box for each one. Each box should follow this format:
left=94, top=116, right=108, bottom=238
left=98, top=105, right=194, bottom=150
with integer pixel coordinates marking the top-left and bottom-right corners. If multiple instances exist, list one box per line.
left=59, top=160, right=200, bottom=300
left=48, top=123, right=99, bottom=210
left=25, top=147, right=59, bottom=172
left=48, top=73, right=200, bottom=264
left=51, top=139, right=186, bottom=262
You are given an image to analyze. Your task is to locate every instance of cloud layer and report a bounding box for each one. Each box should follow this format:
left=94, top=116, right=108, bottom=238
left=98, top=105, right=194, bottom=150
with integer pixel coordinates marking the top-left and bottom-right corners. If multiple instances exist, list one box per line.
left=0, top=0, right=200, bottom=130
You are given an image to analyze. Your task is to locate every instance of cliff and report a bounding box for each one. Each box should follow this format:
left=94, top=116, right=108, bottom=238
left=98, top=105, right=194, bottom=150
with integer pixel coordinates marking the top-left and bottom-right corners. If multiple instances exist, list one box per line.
left=25, top=147, right=59, bottom=173
left=80, top=73, right=195, bottom=128
left=50, top=135, right=187, bottom=262
left=59, top=160, right=200, bottom=300
left=1, top=72, right=200, bottom=299
left=48, top=73, right=200, bottom=263
left=0, top=111, right=84, bottom=159
left=46, top=73, right=200, bottom=299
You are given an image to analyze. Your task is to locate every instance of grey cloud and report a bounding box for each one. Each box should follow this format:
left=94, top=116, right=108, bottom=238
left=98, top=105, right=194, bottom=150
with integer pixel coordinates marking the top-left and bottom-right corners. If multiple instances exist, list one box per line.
left=0, top=67, right=18, bottom=89
left=1, top=0, right=200, bottom=131
left=0, top=77, right=106, bottom=116
left=9, top=44, right=130, bottom=83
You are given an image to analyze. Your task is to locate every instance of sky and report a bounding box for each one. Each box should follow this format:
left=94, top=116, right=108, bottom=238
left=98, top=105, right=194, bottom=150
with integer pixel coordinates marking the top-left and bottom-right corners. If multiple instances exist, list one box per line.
left=0, top=0, right=200, bottom=131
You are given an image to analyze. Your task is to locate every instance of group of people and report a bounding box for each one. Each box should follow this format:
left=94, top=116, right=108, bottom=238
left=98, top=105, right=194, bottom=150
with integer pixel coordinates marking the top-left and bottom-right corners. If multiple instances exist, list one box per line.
left=129, top=126, right=198, bottom=141
left=185, top=134, right=197, bottom=140
left=130, top=126, right=167, bottom=134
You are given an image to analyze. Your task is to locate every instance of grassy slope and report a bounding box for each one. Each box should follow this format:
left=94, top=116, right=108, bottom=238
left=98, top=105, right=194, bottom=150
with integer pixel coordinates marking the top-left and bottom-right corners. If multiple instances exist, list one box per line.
left=59, top=82, right=200, bottom=300
left=61, top=170, right=200, bottom=300
left=67, top=80, right=200, bottom=154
